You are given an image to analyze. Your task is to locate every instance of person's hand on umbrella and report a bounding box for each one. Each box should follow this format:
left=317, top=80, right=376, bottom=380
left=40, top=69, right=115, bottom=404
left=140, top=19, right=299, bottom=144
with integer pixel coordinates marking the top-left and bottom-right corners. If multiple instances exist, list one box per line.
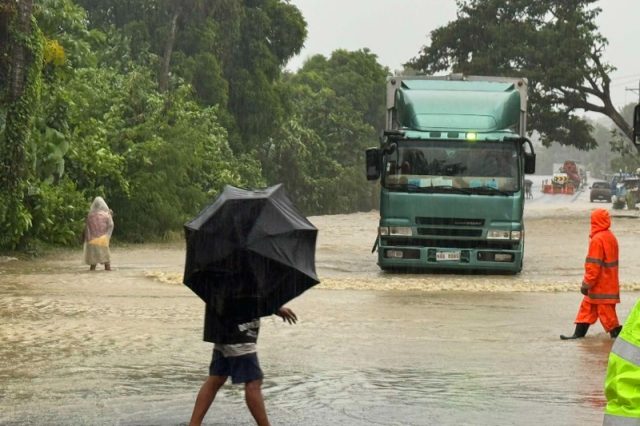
left=276, top=307, right=297, bottom=324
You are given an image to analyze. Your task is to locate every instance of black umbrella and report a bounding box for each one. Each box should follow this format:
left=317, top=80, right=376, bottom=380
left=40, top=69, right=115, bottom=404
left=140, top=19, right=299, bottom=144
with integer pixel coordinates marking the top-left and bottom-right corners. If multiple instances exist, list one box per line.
left=183, top=184, right=319, bottom=320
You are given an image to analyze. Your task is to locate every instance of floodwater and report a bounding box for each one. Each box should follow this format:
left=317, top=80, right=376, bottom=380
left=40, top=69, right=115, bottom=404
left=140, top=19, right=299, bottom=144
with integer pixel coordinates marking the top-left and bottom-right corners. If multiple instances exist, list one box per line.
left=1, top=176, right=640, bottom=425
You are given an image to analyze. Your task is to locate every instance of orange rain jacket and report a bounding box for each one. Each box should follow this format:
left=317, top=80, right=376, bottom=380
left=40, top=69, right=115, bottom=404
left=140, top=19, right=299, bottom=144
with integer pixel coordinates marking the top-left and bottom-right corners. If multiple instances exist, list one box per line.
left=581, top=209, right=619, bottom=304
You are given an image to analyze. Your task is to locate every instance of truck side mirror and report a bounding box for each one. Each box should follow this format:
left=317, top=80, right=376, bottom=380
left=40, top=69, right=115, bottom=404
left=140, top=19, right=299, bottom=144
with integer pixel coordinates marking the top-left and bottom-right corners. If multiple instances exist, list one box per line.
left=524, top=154, right=536, bottom=174
left=365, top=148, right=381, bottom=181
left=633, top=104, right=640, bottom=146
left=522, top=139, right=536, bottom=174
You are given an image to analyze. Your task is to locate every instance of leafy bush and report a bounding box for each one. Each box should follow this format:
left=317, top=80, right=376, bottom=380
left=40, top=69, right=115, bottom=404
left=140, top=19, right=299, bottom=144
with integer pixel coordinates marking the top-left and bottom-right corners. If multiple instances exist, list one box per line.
left=27, top=179, right=87, bottom=246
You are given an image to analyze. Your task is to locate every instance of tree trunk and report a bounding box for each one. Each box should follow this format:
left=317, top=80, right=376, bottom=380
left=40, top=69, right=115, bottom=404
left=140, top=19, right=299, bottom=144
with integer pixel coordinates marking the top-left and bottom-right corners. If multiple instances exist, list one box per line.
left=1, top=0, right=34, bottom=191
left=0, top=0, right=11, bottom=95
left=605, top=105, right=634, bottom=142
left=7, top=0, right=33, bottom=101
left=158, top=10, right=179, bottom=92
left=0, top=0, right=38, bottom=249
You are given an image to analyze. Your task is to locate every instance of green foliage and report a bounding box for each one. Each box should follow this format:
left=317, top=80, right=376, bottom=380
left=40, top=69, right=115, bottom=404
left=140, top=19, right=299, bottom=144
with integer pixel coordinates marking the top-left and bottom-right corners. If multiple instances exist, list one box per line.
left=27, top=178, right=87, bottom=245
left=609, top=104, right=640, bottom=173
left=76, top=0, right=307, bottom=156
left=0, top=192, right=32, bottom=249
left=57, top=66, right=130, bottom=198
left=0, top=0, right=101, bottom=250
left=262, top=117, right=339, bottom=213
left=610, top=132, right=640, bottom=174
left=1, top=0, right=392, bottom=252
left=83, top=69, right=260, bottom=241
left=268, top=49, right=388, bottom=214
left=35, top=0, right=95, bottom=68
left=174, top=52, right=228, bottom=106
left=410, top=0, right=631, bottom=149
left=0, top=9, right=44, bottom=249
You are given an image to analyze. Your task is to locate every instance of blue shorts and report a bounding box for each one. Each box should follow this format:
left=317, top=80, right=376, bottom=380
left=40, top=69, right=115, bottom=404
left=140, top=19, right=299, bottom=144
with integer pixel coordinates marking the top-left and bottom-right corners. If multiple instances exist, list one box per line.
left=209, top=349, right=263, bottom=384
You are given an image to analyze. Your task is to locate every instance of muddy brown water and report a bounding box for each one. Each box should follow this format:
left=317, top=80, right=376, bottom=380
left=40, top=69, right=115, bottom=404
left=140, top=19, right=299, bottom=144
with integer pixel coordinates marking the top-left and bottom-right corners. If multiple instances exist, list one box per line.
left=1, top=183, right=639, bottom=425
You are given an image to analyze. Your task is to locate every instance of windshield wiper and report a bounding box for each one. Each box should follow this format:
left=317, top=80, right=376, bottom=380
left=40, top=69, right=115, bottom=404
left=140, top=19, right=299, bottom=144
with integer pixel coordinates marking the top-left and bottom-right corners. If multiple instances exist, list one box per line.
left=470, top=185, right=511, bottom=196
left=423, top=185, right=473, bottom=195
left=386, top=183, right=501, bottom=196
left=387, top=183, right=474, bottom=195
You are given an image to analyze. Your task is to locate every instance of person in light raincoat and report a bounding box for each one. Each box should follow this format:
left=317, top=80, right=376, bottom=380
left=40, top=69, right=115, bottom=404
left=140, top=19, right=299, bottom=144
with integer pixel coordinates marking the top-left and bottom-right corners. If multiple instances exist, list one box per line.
left=561, top=208, right=622, bottom=339
left=83, top=196, right=114, bottom=271
left=603, top=299, right=640, bottom=425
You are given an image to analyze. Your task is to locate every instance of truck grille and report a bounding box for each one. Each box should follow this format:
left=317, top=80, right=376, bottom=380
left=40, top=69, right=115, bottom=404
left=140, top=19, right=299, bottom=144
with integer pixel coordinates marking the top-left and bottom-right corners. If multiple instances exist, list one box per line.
left=417, top=228, right=483, bottom=237
left=415, top=217, right=485, bottom=227
left=381, top=237, right=519, bottom=250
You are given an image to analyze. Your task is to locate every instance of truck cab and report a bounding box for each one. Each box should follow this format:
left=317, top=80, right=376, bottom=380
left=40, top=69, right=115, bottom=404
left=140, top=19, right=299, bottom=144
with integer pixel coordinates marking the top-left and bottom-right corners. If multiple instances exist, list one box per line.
left=366, top=75, right=535, bottom=273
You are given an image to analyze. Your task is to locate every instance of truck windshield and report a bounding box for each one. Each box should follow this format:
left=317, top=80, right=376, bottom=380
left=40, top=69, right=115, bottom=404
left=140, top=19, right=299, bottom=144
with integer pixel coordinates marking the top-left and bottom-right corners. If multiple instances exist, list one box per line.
left=382, top=140, right=520, bottom=194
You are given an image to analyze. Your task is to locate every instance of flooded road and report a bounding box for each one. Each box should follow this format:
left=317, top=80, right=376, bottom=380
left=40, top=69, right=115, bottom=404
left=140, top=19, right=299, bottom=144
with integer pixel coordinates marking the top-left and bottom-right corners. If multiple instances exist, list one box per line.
left=2, top=179, right=639, bottom=425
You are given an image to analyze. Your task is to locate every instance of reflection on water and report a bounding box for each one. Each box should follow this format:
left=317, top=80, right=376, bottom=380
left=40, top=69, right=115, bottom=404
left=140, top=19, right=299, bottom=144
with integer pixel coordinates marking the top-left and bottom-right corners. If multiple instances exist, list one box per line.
left=1, top=209, right=638, bottom=424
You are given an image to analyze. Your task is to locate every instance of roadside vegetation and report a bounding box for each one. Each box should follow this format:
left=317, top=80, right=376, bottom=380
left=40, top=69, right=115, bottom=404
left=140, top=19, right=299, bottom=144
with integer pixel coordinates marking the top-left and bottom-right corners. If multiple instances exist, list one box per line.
left=0, top=0, right=637, bottom=251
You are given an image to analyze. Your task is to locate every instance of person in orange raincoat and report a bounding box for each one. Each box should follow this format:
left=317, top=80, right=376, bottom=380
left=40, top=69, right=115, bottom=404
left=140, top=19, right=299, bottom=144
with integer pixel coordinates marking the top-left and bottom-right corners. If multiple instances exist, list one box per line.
left=561, top=208, right=622, bottom=340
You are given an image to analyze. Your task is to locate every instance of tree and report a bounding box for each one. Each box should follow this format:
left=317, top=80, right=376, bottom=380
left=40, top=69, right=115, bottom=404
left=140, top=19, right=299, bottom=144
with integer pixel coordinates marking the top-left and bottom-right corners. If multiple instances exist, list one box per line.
left=0, top=0, right=43, bottom=249
left=223, top=0, right=306, bottom=153
left=270, top=49, right=389, bottom=213
left=77, top=0, right=307, bottom=155
left=410, top=0, right=632, bottom=150
left=262, top=116, right=341, bottom=213
left=610, top=103, right=640, bottom=173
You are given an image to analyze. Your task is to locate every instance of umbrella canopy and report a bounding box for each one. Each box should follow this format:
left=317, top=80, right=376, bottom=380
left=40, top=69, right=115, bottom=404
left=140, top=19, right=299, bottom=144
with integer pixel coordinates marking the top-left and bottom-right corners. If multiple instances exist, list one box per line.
left=183, top=184, right=319, bottom=319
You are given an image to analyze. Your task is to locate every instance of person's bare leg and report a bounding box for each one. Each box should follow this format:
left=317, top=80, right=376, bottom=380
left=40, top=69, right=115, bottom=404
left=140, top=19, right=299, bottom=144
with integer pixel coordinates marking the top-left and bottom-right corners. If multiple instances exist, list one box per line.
left=89, top=264, right=96, bottom=271
left=105, top=262, right=111, bottom=271
left=189, top=375, right=227, bottom=426
left=245, top=379, right=270, bottom=426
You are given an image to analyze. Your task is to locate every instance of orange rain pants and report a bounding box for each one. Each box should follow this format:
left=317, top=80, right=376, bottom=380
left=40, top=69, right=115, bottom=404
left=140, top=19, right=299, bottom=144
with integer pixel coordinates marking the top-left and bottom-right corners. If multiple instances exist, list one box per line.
left=575, top=299, right=619, bottom=332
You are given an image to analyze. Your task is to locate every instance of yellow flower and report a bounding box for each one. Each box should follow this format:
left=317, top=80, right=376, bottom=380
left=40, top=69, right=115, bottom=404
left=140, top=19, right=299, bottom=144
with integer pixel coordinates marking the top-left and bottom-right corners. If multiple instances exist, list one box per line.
left=43, top=39, right=65, bottom=66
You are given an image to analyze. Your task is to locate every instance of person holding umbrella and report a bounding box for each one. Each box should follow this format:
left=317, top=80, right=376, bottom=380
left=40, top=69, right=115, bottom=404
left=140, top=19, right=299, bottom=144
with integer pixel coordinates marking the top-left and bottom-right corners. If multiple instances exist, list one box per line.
left=183, top=185, right=320, bottom=426
left=189, top=306, right=297, bottom=426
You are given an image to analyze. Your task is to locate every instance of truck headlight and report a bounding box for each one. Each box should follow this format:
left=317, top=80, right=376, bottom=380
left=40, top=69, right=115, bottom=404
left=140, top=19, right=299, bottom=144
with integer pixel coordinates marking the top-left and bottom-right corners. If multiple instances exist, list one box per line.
left=380, top=226, right=412, bottom=236
left=389, top=226, right=412, bottom=236
left=510, top=231, right=522, bottom=240
left=487, top=230, right=510, bottom=240
left=386, top=249, right=404, bottom=258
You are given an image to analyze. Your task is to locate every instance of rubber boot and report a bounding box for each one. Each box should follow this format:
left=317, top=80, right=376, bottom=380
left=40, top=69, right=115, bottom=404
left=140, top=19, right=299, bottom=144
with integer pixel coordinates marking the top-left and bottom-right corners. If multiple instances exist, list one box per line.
left=610, top=326, right=622, bottom=339
left=560, top=323, right=590, bottom=340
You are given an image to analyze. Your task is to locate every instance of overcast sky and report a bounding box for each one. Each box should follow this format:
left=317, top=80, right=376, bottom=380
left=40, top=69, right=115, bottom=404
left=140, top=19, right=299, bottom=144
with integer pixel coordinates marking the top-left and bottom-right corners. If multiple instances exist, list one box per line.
left=287, top=0, right=640, bottom=110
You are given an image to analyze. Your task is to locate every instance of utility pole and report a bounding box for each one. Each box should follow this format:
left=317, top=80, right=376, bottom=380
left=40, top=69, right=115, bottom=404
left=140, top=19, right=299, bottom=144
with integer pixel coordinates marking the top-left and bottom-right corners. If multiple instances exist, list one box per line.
left=626, top=80, right=640, bottom=104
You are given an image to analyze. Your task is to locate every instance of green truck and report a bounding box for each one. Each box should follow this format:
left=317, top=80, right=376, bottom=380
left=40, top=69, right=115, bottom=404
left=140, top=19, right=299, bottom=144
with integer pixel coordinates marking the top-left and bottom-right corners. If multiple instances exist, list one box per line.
left=365, top=75, right=536, bottom=273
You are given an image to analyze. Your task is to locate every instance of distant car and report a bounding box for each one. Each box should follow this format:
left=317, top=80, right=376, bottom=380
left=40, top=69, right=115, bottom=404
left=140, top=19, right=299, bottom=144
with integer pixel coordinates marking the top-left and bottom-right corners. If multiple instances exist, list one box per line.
left=590, top=181, right=612, bottom=202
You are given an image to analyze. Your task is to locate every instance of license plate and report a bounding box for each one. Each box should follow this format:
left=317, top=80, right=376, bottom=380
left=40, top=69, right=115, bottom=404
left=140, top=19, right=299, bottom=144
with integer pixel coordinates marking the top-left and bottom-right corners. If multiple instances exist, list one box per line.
left=436, top=251, right=461, bottom=261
